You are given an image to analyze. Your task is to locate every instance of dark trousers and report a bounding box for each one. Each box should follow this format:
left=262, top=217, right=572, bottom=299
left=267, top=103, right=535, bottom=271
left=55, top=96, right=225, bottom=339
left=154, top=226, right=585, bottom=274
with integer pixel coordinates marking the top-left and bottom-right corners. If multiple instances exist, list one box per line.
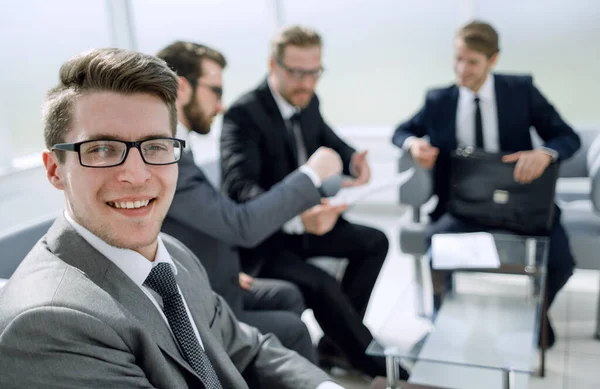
left=237, top=278, right=317, bottom=364
left=250, top=218, right=400, bottom=378
left=426, top=211, right=575, bottom=339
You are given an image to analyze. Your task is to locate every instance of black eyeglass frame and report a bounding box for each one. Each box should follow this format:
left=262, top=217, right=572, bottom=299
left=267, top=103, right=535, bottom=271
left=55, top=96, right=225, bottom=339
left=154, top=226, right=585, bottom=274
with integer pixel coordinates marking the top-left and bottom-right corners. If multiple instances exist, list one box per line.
left=275, top=59, right=325, bottom=80
left=186, top=77, right=223, bottom=100
left=51, top=137, right=186, bottom=168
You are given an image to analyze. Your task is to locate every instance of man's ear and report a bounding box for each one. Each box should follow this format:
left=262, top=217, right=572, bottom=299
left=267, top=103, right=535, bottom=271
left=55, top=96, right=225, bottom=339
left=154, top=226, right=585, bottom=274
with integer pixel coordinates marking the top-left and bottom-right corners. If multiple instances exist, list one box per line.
left=489, top=52, right=499, bottom=68
left=42, top=150, right=65, bottom=191
left=177, top=76, right=192, bottom=105
left=268, top=56, right=277, bottom=73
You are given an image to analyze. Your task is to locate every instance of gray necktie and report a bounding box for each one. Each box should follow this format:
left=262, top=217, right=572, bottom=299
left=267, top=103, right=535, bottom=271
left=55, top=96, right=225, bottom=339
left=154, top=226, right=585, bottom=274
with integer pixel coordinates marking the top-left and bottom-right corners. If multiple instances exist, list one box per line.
left=144, top=263, right=223, bottom=389
left=289, top=113, right=308, bottom=166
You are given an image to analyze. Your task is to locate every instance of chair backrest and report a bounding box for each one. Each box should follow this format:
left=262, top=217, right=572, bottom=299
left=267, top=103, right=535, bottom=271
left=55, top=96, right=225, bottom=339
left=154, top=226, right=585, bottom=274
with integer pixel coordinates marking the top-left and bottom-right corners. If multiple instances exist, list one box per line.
left=0, top=213, right=57, bottom=279
left=559, top=129, right=600, bottom=178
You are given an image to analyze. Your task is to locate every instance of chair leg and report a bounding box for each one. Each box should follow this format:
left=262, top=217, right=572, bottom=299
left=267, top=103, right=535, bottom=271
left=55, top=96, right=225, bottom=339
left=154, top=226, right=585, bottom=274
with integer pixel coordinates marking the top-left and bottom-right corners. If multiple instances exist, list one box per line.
left=413, top=254, right=428, bottom=318
left=596, top=277, right=600, bottom=340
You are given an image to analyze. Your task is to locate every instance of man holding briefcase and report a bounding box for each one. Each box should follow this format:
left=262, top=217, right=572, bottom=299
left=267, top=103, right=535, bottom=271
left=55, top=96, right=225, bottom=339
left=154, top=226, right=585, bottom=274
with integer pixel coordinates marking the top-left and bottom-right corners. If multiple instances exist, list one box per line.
left=392, top=21, right=581, bottom=347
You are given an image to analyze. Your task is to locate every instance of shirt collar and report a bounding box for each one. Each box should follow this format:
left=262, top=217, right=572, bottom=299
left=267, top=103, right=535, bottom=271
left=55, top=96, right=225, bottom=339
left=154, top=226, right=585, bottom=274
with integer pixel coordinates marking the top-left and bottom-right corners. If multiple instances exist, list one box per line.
left=459, top=73, right=495, bottom=102
left=267, top=77, right=300, bottom=120
left=64, top=211, right=178, bottom=287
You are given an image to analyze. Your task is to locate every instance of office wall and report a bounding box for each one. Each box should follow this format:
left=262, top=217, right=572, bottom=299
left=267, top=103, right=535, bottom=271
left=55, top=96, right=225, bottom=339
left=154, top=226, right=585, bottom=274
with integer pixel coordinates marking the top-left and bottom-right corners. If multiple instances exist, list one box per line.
left=131, top=0, right=277, bottom=140
left=1, top=0, right=598, bottom=163
left=0, top=0, right=111, bottom=159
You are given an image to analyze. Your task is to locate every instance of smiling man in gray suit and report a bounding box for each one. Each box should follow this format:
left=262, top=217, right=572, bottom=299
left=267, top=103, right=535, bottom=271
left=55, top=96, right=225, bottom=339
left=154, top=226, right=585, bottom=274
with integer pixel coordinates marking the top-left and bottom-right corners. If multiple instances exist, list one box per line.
left=0, top=48, right=346, bottom=389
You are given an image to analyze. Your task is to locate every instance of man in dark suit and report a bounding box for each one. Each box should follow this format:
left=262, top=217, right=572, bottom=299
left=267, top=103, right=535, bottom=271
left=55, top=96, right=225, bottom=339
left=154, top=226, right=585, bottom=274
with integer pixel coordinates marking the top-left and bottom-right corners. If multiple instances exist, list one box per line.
left=157, top=41, right=346, bottom=364
left=220, top=26, right=403, bottom=379
left=0, top=47, right=341, bottom=389
left=392, top=21, right=581, bottom=347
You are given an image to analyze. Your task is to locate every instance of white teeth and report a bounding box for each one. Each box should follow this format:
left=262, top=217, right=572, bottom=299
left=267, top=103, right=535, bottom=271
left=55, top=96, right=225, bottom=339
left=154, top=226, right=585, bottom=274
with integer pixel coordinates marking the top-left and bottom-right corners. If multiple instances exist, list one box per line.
left=108, top=199, right=151, bottom=209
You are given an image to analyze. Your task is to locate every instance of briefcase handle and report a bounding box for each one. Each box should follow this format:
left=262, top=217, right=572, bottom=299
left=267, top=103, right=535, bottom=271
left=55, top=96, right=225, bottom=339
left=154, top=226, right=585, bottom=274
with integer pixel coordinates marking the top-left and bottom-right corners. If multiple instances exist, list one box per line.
left=454, top=147, right=557, bottom=166
left=455, top=146, right=507, bottom=161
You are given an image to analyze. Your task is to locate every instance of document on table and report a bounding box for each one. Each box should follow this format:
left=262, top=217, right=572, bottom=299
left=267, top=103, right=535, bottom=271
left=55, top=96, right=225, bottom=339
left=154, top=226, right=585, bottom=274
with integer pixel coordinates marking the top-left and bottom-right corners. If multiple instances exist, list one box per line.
left=431, top=232, right=501, bottom=269
left=328, top=168, right=415, bottom=206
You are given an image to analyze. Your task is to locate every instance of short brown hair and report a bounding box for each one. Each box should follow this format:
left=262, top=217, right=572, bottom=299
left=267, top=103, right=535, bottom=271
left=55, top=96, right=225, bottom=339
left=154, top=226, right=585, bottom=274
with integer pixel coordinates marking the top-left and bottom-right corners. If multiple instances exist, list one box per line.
left=42, top=48, right=179, bottom=161
left=457, top=21, right=500, bottom=58
left=157, top=41, right=227, bottom=84
left=271, top=25, right=322, bottom=62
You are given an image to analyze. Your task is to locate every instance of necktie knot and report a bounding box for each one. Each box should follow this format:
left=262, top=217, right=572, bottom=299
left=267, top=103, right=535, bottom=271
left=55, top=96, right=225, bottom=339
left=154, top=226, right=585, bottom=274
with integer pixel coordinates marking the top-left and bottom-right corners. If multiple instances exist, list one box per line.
left=144, top=263, right=179, bottom=299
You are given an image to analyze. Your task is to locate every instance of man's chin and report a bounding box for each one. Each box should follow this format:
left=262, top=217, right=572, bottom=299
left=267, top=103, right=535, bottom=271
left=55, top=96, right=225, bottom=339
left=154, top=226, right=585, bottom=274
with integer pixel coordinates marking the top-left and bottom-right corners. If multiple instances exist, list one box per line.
left=292, top=98, right=311, bottom=109
left=191, top=124, right=212, bottom=135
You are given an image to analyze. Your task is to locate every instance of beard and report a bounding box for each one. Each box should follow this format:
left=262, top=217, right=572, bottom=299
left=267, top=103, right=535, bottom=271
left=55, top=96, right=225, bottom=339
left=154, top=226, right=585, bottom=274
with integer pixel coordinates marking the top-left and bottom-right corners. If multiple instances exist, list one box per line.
left=283, top=88, right=314, bottom=109
left=182, top=92, right=212, bottom=135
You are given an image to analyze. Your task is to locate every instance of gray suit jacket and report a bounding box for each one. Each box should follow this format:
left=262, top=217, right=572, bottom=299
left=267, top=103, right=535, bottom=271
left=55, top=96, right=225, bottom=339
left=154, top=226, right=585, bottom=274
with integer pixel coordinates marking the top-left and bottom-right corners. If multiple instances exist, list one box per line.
left=162, top=151, right=321, bottom=313
left=0, top=215, right=329, bottom=389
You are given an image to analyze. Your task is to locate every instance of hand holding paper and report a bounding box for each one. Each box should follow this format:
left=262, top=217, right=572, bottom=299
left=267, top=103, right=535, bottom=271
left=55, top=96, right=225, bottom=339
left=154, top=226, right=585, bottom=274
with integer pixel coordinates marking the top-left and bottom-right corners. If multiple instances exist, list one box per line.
left=329, top=168, right=415, bottom=206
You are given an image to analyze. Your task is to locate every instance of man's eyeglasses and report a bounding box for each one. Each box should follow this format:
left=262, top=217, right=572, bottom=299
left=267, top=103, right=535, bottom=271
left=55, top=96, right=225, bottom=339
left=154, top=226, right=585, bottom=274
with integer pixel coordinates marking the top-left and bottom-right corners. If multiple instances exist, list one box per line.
left=276, top=59, right=324, bottom=81
left=187, top=77, right=223, bottom=100
left=199, top=82, right=223, bottom=100
left=51, top=138, right=186, bottom=168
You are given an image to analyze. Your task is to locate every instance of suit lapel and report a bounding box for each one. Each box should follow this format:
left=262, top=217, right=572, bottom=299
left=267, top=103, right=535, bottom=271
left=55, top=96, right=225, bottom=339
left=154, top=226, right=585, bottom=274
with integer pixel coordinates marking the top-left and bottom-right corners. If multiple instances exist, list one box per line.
left=446, top=86, right=459, bottom=150
left=168, top=244, right=249, bottom=389
left=45, top=216, right=203, bottom=382
left=494, top=74, right=511, bottom=150
left=257, top=80, right=300, bottom=168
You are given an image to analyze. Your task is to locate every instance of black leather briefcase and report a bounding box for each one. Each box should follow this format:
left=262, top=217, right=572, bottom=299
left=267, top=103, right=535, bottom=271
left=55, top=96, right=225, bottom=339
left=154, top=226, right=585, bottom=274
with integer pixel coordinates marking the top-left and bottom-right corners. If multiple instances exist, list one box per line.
left=447, top=147, right=559, bottom=235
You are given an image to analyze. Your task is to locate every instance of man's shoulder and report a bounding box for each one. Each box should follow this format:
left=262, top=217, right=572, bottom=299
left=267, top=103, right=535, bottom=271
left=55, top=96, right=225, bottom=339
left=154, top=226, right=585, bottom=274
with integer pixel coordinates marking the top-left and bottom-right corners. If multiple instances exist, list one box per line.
left=0, top=242, right=116, bottom=328
left=227, top=80, right=268, bottom=113
left=493, top=73, right=534, bottom=88
left=425, top=83, right=457, bottom=102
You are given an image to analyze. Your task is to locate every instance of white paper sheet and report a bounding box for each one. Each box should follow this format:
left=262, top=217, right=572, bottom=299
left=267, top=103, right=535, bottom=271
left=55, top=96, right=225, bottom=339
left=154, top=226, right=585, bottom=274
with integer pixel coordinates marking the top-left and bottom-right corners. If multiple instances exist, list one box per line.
left=329, top=168, right=415, bottom=206
left=432, top=232, right=501, bottom=269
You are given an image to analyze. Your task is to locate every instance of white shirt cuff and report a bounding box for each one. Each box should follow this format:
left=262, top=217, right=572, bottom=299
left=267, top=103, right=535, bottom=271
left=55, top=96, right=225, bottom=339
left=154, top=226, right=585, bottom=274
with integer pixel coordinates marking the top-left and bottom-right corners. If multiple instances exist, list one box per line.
left=538, top=146, right=559, bottom=161
left=403, top=136, right=417, bottom=152
left=299, top=165, right=322, bottom=188
left=316, top=381, right=346, bottom=389
left=282, top=215, right=305, bottom=234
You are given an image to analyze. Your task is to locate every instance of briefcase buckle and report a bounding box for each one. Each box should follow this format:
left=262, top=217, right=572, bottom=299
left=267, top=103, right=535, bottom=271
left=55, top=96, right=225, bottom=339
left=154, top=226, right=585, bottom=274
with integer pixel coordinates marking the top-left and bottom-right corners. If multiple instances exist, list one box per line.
left=493, top=190, right=509, bottom=204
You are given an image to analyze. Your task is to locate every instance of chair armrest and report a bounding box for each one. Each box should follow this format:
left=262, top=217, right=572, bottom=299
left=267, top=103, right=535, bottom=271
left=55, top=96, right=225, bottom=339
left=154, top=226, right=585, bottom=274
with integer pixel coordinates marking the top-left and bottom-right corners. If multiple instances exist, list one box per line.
left=398, top=151, right=433, bottom=212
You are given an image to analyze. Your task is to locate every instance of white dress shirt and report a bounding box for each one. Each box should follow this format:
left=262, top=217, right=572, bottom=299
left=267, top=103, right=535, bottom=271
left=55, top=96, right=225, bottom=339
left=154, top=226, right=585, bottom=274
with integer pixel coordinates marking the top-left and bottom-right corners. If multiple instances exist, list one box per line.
left=267, top=79, right=333, bottom=234
left=456, top=73, right=499, bottom=152
left=64, top=212, right=205, bottom=351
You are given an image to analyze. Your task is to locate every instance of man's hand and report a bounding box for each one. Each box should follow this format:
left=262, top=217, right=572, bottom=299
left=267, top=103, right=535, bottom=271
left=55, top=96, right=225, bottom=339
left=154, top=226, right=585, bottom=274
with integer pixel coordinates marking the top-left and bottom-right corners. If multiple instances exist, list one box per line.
left=343, top=151, right=371, bottom=188
left=305, top=147, right=343, bottom=181
left=239, top=272, right=254, bottom=291
left=301, top=199, right=349, bottom=235
left=409, top=138, right=439, bottom=170
left=502, top=149, right=553, bottom=184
